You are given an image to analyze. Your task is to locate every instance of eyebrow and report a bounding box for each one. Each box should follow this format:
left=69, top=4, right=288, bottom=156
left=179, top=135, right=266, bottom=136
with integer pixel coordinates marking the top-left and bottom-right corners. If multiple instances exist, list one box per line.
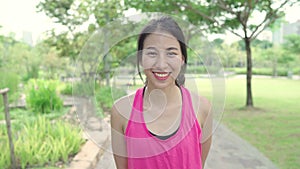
left=146, top=47, right=157, bottom=50
left=145, top=47, right=179, bottom=51
left=166, top=47, right=179, bottom=51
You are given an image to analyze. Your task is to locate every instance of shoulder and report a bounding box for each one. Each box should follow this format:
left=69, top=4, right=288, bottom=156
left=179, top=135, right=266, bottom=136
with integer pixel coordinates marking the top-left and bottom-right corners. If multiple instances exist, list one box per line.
left=111, top=92, right=136, bottom=132
left=188, top=90, right=211, bottom=128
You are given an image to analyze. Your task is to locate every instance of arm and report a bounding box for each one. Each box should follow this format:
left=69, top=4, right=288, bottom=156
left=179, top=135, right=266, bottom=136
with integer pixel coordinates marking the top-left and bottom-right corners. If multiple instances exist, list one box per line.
left=111, top=105, right=128, bottom=169
left=196, top=96, right=212, bottom=168
left=200, top=98, right=212, bottom=168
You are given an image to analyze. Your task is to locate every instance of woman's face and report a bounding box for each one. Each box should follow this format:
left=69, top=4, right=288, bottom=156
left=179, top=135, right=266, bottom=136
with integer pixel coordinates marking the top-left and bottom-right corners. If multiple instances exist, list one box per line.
left=141, top=32, right=184, bottom=89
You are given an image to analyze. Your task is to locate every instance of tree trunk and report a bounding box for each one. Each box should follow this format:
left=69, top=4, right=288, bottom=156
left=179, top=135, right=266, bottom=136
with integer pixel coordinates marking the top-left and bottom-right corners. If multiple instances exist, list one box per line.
left=244, top=38, right=253, bottom=107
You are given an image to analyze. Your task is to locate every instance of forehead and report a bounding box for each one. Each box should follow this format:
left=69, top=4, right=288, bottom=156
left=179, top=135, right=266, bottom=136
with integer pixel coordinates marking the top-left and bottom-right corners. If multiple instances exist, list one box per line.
left=143, top=32, right=180, bottom=49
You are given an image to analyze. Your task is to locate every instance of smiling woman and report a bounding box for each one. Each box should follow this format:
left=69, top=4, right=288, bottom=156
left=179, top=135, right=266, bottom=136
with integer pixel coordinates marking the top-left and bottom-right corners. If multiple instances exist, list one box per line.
left=111, top=16, right=212, bottom=169
left=141, top=33, right=184, bottom=89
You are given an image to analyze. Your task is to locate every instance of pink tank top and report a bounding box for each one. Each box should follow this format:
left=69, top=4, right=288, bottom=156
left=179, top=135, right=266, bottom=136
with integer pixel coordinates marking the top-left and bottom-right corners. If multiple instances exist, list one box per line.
left=125, top=86, right=202, bottom=169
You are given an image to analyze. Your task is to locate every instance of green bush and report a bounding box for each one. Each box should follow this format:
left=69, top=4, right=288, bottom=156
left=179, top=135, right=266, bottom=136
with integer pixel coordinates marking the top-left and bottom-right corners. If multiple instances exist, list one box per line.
left=0, top=116, right=84, bottom=169
left=26, top=79, right=63, bottom=114
left=72, top=80, right=95, bottom=97
left=293, top=67, right=300, bottom=75
left=60, top=83, right=73, bottom=95
left=186, top=66, right=207, bottom=74
left=96, top=86, right=127, bottom=111
left=0, top=71, right=20, bottom=108
left=230, top=67, right=292, bottom=76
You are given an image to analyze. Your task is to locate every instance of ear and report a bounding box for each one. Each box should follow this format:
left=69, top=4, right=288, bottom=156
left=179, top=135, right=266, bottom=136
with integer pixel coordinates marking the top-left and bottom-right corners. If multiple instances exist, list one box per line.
left=181, top=55, right=185, bottom=66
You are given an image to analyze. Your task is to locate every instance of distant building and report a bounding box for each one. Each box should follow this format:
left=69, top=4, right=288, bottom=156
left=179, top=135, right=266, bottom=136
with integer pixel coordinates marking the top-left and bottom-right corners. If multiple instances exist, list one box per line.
left=22, top=31, right=33, bottom=46
left=272, top=20, right=300, bottom=44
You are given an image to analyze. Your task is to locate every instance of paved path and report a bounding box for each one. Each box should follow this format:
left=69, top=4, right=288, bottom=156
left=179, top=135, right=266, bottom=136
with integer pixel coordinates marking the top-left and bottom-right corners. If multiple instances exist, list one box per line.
left=95, top=122, right=278, bottom=169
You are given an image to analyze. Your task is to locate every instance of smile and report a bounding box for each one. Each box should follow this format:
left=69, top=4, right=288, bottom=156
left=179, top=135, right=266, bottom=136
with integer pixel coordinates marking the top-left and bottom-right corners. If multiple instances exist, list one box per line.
left=153, top=72, right=171, bottom=80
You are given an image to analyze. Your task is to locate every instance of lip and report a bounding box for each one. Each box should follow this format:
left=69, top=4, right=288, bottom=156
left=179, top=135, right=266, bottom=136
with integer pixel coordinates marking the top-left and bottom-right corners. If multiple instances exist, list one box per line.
left=152, top=72, right=171, bottom=81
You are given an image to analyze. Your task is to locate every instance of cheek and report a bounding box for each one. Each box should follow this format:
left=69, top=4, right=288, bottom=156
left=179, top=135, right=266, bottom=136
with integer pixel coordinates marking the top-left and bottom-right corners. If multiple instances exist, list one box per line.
left=168, top=57, right=183, bottom=69
left=141, top=57, right=155, bottom=70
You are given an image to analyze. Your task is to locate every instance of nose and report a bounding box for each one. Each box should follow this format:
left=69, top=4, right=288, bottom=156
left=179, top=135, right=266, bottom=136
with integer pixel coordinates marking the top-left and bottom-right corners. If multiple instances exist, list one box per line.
left=155, top=53, right=168, bottom=69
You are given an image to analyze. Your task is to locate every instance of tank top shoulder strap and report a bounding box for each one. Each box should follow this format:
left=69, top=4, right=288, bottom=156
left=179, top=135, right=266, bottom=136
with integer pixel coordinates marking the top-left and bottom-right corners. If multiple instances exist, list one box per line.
left=180, top=86, right=200, bottom=125
left=125, top=88, right=145, bottom=136
left=132, top=87, right=144, bottom=112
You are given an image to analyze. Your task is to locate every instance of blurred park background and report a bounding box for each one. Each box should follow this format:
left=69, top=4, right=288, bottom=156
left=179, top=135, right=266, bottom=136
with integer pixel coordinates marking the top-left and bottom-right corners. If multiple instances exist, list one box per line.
left=0, top=0, right=299, bottom=169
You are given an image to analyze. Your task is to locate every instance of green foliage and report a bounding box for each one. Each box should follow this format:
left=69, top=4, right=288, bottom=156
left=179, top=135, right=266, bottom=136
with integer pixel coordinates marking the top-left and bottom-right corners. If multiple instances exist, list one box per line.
left=26, top=79, right=63, bottom=114
left=0, top=71, right=20, bottom=107
left=186, top=66, right=207, bottom=74
left=283, top=34, right=300, bottom=54
left=0, top=116, right=84, bottom=169
left=96, top=86, right=127, bottom=111
left=229, top=67, right=293, bottom=76
left=60, top=83, right=73, bottom=95
left=212, top=38, right=224, bottom=48
left=37, top=0, right=130, bottom=86
left=237, top=39, right=273, bottom=51
left=0, top=34, right=41, bottom=81
left=125, top=0, right=298, bottom=36
left=36, top=0, right=84, bottom=30
left=72, top=80, right=95, bottom=96
left=0, top=107, right=68, bottom=121
left=37, top=0, right=124, bottom=61
left=217, top=43, right=244, bottom=68
left=43, top=31, right=88, bottom=61
left=0, top=35, right=17, bottom=68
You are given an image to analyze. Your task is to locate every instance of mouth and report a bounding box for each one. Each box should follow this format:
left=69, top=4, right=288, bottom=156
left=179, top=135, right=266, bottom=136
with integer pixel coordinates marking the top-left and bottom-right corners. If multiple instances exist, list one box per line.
left=152, top=72, right=171, bottom=80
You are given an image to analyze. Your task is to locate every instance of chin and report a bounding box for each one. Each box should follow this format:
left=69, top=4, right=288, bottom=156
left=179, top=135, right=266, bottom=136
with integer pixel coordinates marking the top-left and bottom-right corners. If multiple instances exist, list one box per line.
left=147, top=79, right=176, bottom=89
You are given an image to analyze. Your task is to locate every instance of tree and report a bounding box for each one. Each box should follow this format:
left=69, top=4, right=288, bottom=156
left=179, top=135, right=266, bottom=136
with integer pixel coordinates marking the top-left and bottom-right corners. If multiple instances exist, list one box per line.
left=283, top=34, right=300, bottom=54
left=283, top=34, right=300, bottom=74
left=125, top=0, right=299, bottom=107
left=37, top=0, right=125, bottom=86
left=217, top=43, right=243, bottom=68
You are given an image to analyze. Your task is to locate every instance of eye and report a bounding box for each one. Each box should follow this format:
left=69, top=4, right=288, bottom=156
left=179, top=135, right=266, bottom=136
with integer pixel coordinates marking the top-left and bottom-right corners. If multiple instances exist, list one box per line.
left=146, top=51, right=158, bottom=57
left=167, top=52, right=178, bottom=58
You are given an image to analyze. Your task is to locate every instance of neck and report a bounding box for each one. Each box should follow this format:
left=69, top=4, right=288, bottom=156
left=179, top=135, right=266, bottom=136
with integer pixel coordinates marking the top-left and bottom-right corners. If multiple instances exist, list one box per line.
left=145, top=83, right=181, bottom=103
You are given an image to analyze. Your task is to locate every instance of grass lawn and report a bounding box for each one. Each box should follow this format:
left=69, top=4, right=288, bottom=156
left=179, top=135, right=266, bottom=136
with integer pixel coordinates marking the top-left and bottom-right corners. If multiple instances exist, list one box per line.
left=195, top=76, right=300, bottom=169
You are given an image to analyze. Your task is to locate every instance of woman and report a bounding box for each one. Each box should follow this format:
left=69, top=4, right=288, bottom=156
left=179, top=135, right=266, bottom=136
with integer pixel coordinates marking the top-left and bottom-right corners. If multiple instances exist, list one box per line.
left=111, top=16, right=212, bottom=169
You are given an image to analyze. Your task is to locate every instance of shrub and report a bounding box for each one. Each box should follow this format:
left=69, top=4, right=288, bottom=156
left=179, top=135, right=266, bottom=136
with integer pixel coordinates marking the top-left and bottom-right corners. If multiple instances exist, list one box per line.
left=0, top=116, right=84, bottom=169
left=0, top=71, right=20, bottom=108
left=96, top=86, right=127, bottom=111
left=186, top=66, right=207, bottom=74
left=230, top=67, right=291, bottom=76
left=72, top=80, right=95, bottom=97
left=26, top=79, right=63, bottom=114
left=60, top=83, right=73, bottom=95
left=292, top=67, right=300, bottom=75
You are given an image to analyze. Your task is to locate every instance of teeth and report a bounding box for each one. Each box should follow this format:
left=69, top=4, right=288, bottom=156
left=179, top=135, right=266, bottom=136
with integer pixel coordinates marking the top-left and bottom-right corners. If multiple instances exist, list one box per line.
left=154, top=73, right=169, bottom=77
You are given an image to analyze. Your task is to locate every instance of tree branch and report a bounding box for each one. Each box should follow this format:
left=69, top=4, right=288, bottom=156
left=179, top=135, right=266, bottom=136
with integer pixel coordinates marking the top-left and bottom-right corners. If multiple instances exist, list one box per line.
left=227, top=29, right=244, bottom=39
left=249, top=0, right=289, bottom=39
left=174, top=1, right=219, bottom=24
left=251, top=16, right=277, bottom=40
left=217, top=0, right=248, bottom=29
left=243, top=0, right=254, bottom=26
left=216, top=0, right=236, bottom=15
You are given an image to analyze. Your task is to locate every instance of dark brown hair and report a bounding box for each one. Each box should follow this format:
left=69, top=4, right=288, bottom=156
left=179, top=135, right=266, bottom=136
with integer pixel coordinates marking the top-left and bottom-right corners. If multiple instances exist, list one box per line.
left=137, top=16, right=187, bottom=86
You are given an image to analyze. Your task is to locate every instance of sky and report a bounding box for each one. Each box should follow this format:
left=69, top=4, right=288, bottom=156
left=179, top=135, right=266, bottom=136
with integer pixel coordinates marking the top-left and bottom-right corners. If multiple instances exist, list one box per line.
left=0, top=0, right=64, bottom=44
left=0, top=0, right=299, bottom=44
